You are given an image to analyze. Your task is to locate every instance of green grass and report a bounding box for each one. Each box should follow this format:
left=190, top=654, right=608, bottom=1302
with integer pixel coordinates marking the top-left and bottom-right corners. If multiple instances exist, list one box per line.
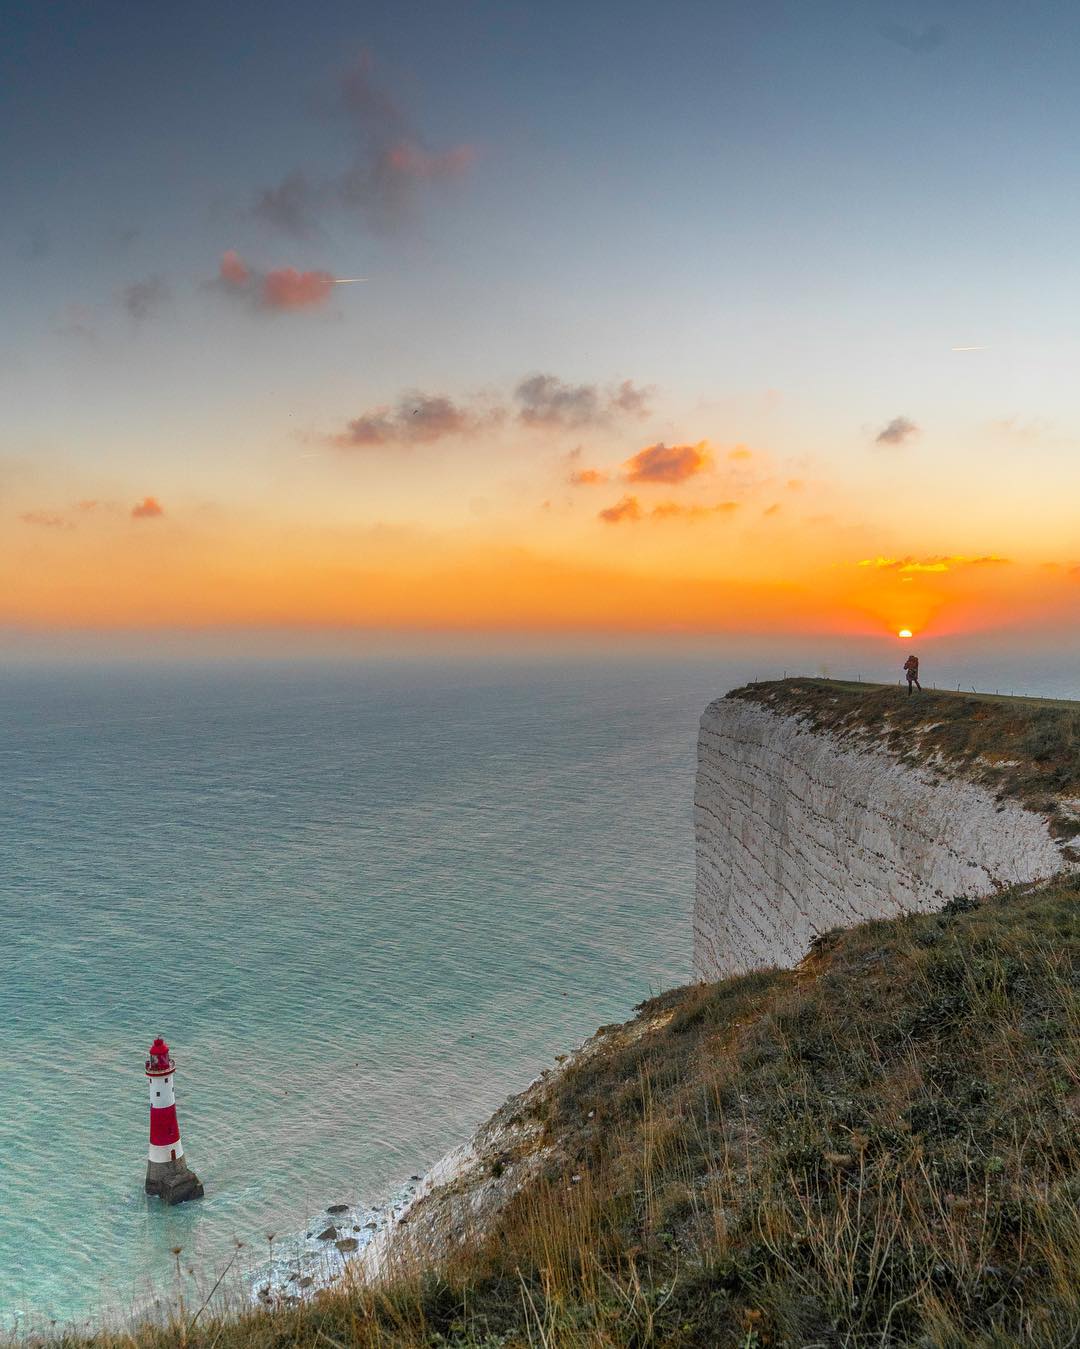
left=729, top=678, right=1080, bottom=843
left=54, top=874, right=1080, bottom=1348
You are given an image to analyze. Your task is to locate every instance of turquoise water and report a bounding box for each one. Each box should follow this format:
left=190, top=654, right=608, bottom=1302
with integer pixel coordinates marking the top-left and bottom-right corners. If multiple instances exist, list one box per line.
left=0, top=656, right=739, bottom=1330
left=2, top=646, right=1077, bottom=1330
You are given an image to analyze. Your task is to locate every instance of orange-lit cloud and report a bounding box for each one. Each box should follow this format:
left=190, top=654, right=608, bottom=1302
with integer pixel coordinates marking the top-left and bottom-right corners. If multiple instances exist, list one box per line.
left=598, top=496, right=738, bottom=524
left=131, top=497, right=164, bottom=519
left=651, top=499, right=739, bottom=520
left=598, top=495, right=642, bottom=524
left=625, top=441, right=709, bottom=484
left=569, top=468, right=609, bottom=486
left=857, top=554, right=1010, bottom=573
left=728, top=445, right=753, bottom=461
left=214, top=250, right=336, bottom=312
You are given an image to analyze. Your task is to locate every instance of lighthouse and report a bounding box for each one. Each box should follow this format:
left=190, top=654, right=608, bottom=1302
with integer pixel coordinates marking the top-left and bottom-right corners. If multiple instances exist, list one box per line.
left=144, top=1037, right=204, bottom=1205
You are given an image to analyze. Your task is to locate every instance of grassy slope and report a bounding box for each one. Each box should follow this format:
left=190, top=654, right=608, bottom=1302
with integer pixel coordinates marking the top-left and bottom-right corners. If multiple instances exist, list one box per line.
left=66, top=874, right=1080, bottom=1348
left=728, top=678, right=1080, bottom=844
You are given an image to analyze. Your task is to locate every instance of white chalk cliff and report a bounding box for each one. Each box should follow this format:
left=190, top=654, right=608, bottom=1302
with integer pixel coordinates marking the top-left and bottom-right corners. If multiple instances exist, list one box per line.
left=694, top=693, right=1071, bottom=980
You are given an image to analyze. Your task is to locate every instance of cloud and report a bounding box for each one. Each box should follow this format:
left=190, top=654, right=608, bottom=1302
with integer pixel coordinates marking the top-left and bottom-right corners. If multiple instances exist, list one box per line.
left=857, top=555, right=1010, bottom=573
left=728, top=445, right=753, bottom=461
left=253, top=50, right=475, bottom=238
left=879, top=21, right=946, bottom=54
left=262, top=267, right=336, bottom=311
left=515, top=374, right=653, bottom=429
left=651, top=500, right=739, bottom=521
left=874, top=415, right=919, bottom=446
left=610, top=380, right=652, bottom=418
left=569, top=468, right=608, bottom=486
left=253, top=170, right=322, bottom=238
left=763, top=503, right=781, bottom=516
left=330, top=372, right=650, bottom=448
left=121, top=275, right=171, bottom=321
left=598, top=496, right=738, bottom=524
left=212, top=250, right=336, bottom=313
left=598, top=496, right=642, bottom=525
left=624, top=441, right=709, bottom=484
left=131, top=496, right=164, bottom=519
left=332, top=393, right=486, bottom=448
left=20, top=511, right=71, bottom=529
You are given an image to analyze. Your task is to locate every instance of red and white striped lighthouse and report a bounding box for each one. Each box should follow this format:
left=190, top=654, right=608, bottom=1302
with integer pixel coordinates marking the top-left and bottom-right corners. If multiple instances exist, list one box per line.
left=144, top=1037, right=204, bottom=1205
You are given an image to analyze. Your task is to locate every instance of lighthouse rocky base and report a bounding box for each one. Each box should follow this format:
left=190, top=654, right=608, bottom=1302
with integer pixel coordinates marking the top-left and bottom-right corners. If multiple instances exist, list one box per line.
left=145, top=1156, right=204, bottom=1206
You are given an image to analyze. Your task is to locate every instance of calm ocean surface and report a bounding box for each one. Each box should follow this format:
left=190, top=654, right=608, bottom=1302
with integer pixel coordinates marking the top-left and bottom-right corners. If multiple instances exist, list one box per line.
left=2, top=646, right=1077, bottom=1328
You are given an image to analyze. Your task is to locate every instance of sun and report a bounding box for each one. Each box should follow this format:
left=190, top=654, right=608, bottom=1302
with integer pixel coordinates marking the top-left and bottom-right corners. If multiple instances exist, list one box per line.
left=898, top=628, right=913, bottom=639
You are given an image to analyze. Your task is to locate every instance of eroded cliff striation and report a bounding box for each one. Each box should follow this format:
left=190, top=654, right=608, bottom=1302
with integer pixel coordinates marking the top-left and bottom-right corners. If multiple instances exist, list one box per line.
left=694, top=679, right=1078, bottom=980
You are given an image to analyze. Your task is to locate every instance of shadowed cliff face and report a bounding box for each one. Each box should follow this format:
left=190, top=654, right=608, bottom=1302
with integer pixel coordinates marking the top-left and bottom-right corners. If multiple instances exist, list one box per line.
left=694, top=681, right=1078, bottom=980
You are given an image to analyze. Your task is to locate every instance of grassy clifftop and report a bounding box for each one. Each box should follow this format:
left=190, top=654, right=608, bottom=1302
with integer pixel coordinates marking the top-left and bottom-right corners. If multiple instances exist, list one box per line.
left=65, top=873, right=1080, bottom=1348
left=729, top=677, right=1080, bottom=845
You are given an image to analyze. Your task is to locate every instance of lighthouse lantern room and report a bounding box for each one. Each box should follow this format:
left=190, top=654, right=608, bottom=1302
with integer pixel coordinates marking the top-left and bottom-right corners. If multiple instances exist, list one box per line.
left=144, top=1037, right=204, bottom=1205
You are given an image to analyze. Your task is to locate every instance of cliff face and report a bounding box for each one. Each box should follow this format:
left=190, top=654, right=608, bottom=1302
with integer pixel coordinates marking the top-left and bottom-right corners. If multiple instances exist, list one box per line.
left=694, top=685, right=1075, bottom=980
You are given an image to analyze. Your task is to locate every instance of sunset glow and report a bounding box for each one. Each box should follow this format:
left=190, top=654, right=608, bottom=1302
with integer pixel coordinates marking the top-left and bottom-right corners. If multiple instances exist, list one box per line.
left=4, top=9, right=1079, bottom=650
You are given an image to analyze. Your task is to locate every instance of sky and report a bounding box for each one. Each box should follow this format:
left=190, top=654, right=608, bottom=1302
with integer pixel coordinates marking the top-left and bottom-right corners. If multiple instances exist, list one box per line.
left=3, top=0, right=1079, bottom=648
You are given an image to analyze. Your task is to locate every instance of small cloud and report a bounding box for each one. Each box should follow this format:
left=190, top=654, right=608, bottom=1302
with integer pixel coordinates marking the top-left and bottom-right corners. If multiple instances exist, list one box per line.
left=569, top=468, right=608, bottom=486
left=598, top=495, right=642, bottom=525
left=786, top=478, right=804, bottom=491
left=121, top=275, right=171, bottom=322
left=763, top=503, right=781, bottom=516
left=610, top=379, right=652, bottom=418
left=516, top=374, right=652, bottom=430
left=253, top=50, right=475, bottom=238
left=879, top=21, right=946, bottom=54
left=625, top=441, right=709, bottom=484
left=20, top=510, right=71, bottom=529
left=212, top=250, right=337, bottom=313
left=857, top=554, right=1010, bottom=574
left=728, top=445, right=753, bottom=461
left=220, top=249, right=250, bottom=287
left=75, top=499, right=99, bottom=512
left=253, top=170, right=323, bottom=239
left=131, top=496, right=164, bottom=519
left=332, top=392, right=484, bottom=448
left=598, top=496, right=737, bottom=525
left=650, top=500, right=738, bottom=521
left=874, top=416, right=919, bottom=446
left=262, top=267, right=336, bottom=310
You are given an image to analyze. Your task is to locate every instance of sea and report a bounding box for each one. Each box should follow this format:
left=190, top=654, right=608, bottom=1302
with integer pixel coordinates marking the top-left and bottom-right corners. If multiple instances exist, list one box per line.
left=2, top=639, right=1077, bottom=1332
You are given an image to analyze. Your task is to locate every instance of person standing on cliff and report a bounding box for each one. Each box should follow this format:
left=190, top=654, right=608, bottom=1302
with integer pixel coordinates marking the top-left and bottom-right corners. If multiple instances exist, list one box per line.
left=903, top=654, right=921, bottom=695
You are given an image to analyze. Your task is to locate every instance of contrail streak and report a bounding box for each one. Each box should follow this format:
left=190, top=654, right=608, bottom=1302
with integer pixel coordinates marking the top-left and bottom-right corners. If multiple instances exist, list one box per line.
left=333, top=277, right=367, bottom=285
left=951, top=345, right=989, bottom=351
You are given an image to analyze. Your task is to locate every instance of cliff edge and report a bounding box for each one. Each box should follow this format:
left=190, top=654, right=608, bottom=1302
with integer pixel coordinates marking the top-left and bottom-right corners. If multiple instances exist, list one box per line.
left=694, top=677, right=1079, bottom=980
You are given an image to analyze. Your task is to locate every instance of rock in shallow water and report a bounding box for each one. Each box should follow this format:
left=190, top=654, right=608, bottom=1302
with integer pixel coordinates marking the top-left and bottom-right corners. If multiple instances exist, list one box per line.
left=335, top=1238, right=359, bottom=1254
